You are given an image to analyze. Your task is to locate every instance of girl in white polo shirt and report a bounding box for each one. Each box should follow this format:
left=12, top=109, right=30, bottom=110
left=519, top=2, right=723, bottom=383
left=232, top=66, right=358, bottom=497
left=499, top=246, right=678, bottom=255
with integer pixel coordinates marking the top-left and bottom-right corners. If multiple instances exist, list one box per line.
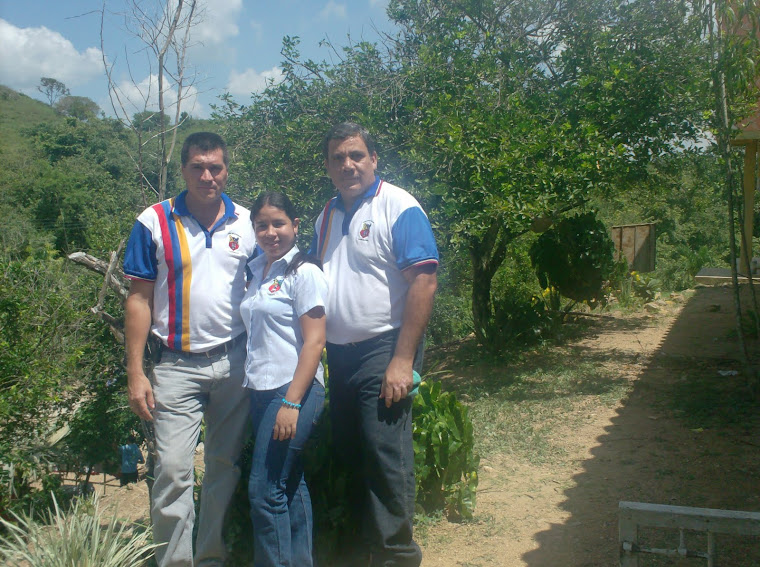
left=239, top=191, right=327, bottom=567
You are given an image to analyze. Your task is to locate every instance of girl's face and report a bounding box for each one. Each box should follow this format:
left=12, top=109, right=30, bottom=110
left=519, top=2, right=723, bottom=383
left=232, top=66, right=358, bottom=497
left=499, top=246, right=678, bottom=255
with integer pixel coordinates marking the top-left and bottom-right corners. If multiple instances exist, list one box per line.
left=253, top=204, right=299, bottom=263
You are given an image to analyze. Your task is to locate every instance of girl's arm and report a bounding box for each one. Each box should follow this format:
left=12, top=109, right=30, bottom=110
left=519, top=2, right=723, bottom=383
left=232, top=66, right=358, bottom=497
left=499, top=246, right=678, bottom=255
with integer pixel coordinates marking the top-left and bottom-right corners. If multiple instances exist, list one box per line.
left=272, top=306, right=326, bottom=441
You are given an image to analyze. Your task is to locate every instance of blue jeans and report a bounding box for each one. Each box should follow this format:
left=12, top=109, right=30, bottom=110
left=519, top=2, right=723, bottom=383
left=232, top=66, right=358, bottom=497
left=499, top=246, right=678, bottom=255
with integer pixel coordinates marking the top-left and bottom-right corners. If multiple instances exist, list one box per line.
left=327, top=330, right=423, bottom=567
left=248, top=379, right=325, bottom=567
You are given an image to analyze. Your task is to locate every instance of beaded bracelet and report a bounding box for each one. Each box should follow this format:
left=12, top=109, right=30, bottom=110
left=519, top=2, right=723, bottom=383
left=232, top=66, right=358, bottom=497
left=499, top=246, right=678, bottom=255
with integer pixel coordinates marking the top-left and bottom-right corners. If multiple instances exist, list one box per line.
left=281, top=398, right=302, bottom=410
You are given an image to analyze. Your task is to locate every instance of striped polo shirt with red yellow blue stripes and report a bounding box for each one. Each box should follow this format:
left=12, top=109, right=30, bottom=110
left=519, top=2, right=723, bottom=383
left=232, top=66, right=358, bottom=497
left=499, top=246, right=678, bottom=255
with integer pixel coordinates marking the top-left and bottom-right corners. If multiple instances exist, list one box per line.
left=311, top=176, right=438, bottom=345
left=123, top=191, right=255, bottom=353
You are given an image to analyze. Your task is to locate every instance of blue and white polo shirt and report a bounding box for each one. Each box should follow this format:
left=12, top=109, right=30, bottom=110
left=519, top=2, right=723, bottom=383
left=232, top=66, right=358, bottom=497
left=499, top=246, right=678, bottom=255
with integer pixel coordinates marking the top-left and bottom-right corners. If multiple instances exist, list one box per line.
left=240, top=245, right=328, bottom=390
left=123, top=191, right=256, bottom=353
left=312, top=176, right=438, bottom=345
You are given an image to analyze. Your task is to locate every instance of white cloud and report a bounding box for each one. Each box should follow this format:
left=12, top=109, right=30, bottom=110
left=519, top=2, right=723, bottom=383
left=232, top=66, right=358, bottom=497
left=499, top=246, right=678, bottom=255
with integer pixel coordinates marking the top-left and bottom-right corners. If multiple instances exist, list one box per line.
left=249, top=19, right=264, bottom=44
left=226, top=67, right=284, bottom=97
left=0, top=19, right=102, bottom=92
left=193, top=0, right=244, bottom=46
left=113, top=73, right=200, bottom=119
left=369, top=0, right=388, bottom=7
left=319, top=1, right=347, bottom=21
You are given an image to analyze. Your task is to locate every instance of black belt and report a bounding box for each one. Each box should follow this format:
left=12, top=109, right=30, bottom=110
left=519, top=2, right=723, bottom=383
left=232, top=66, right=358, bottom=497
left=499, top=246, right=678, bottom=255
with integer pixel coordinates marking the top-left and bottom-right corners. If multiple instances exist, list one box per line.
left=165, top=334, right=245, bottom=358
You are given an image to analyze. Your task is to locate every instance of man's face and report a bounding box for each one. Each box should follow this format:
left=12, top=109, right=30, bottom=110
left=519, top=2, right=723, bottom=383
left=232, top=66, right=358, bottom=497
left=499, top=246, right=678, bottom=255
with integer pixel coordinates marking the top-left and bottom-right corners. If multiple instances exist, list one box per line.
left=325, top=136, right=378, bottom=208
left=181, top=147, right=228, bottom=207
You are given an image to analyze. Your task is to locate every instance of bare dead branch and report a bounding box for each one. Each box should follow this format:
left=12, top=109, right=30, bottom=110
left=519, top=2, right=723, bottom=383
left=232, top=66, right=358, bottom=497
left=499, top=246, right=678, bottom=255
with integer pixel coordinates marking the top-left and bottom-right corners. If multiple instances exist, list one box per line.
left=67, top=251, right=129, bottom=300
left=95, top=239, right=126, bottom=312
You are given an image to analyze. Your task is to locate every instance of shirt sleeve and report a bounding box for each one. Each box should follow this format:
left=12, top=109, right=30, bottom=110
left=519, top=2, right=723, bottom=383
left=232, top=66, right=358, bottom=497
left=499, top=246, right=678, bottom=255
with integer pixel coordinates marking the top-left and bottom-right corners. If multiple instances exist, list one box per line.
left=391, top=207, right=439, bottom=271
left=293, top=263, right=328, bottom=318
left=308, top=227, right=319, bottom=256
left=123, top=221, right=158, bottom=281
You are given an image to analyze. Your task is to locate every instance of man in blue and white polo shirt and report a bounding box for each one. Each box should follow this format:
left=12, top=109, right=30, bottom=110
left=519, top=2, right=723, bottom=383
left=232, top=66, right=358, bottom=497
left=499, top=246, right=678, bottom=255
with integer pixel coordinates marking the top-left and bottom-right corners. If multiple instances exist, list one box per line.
left=313, top=122, right=438, bottom=566
left=123, top=132, right=255, bottom=567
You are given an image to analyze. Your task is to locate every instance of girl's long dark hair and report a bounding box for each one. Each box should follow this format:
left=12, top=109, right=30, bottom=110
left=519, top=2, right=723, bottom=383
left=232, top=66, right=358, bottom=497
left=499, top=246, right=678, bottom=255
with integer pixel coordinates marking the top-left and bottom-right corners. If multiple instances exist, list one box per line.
left=250, top=191, right=322, bottom=276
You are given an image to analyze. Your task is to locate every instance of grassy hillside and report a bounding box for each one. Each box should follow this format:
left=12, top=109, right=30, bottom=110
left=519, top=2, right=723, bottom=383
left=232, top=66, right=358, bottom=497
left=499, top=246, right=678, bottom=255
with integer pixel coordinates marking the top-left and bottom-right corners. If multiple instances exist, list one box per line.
left=0, top=85, right=60, bottom=162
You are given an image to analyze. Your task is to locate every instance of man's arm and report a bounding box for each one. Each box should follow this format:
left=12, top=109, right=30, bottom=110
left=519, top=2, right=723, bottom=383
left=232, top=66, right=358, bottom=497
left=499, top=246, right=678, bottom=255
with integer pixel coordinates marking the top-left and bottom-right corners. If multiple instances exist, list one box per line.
left=380, top=264, right=438, bottom=407
left=125, top=279, right=156, bottom=421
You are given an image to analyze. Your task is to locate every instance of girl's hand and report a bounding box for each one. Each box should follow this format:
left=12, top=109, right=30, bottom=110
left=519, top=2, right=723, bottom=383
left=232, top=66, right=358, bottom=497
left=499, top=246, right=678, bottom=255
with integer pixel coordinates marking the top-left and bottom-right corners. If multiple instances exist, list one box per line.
left=273, top=406, right=298, bottom=440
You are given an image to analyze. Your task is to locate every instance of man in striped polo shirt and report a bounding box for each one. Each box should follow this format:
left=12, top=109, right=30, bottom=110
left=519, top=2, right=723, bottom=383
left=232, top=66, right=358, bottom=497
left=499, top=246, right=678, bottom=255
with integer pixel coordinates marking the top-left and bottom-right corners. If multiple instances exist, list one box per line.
left=124, top=132, right=255, bottom=567
left=313, top=122, right=439, bottom=566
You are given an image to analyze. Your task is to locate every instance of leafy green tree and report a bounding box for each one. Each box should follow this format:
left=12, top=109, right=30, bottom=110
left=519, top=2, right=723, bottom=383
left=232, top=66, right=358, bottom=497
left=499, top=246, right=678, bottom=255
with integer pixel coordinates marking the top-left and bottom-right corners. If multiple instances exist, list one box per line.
left=386, top=0, right=711, bottom=345
left=0, top=248, right=101, bottom=507
left=37, top=77, right=69, bottom=106
left=216, top=0, right=732, bottom=349
left=24, top=117, right=139, bottom=255
left=55, top=96, right=101, bottom=121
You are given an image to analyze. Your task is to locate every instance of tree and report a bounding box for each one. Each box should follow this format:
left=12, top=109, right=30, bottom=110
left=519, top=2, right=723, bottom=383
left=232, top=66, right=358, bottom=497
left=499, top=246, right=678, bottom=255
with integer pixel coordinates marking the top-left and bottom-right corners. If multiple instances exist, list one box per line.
left=28, top=116, right=138, bottom=255
left=217, top=0, right=724, bottom=348
left=692, top=0, right=760, bottom=394
left=37, top=77, right=69, bottom=106
left=0, top=248, right=105, bottom=508
left=55, top=96, right=101, bottom=121
left=101, top=0, right=201, bottom=205
left=385, top=0, right=711, bottom=346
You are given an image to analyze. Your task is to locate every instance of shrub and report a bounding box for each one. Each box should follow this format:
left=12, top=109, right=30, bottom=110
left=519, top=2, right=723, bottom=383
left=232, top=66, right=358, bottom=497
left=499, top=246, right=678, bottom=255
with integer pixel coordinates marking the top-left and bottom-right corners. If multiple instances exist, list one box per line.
left=428, top=290, right=473, bottom=346
left=491, top=293, right=555, bottom=347
left=630, top=271, right=659, bottom=302
left=413, top=380, right=479, bottom=520
left=529, top=212, right=616, bottom=305
left=0, top=494, right=159, bottom=566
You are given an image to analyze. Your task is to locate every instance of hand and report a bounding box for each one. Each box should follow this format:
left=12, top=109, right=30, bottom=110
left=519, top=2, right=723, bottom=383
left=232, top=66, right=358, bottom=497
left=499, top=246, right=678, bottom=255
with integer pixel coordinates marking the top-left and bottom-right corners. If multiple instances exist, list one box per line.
left=127, top=371, right=155, bottom=421
left=380, top=357, right=414, bottom=408
left=273, top=406, right=299, bottom=441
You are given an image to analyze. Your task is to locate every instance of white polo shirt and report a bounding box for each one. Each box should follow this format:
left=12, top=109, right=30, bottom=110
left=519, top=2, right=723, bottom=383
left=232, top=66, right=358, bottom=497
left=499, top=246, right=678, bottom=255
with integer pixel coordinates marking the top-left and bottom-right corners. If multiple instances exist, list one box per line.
left=123, top=191, right=255, bottom=353
left=240, top=246, right=328, bottom=390
left=312, top=177, right=438, bottom=345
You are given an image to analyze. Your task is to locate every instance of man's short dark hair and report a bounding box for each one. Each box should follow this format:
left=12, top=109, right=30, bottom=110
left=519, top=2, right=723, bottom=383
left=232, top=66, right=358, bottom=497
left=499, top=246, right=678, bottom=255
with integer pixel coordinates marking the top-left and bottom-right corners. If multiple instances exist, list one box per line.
left=181, top=131, right=228, bottom=167
left=322, top=122, right=376, bottom=159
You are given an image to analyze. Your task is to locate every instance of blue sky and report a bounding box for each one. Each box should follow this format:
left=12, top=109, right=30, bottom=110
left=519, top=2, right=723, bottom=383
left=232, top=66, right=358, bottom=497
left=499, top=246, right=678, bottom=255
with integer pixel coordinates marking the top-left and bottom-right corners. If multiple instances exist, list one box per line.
left=0, top=0, right=395, bottom=118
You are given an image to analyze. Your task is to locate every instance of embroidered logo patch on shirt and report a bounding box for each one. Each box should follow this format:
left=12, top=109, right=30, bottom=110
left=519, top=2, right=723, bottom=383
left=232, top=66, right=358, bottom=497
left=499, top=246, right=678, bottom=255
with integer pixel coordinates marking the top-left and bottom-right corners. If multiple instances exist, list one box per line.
left=228, top=234, right=240, bottom=251
left=359, top=221, right=373, bottom=240
left=268, top=277, right=284, bottom=293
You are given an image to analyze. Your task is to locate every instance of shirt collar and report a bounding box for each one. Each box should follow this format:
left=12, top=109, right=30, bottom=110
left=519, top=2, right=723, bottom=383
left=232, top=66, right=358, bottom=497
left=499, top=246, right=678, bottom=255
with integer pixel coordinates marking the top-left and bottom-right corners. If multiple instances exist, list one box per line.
left=335, top=175, right=381, bottom=212
left=248, top=244, right=300, bottom=275
left=173, top=190, right=236, bottom=221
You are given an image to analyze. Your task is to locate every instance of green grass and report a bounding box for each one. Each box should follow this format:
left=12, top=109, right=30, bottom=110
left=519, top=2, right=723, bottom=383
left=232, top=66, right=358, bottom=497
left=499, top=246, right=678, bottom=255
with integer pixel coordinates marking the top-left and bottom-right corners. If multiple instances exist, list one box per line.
left=430, top=338, right=633, bottom=465
left=0, top=85, right=59, bottom=162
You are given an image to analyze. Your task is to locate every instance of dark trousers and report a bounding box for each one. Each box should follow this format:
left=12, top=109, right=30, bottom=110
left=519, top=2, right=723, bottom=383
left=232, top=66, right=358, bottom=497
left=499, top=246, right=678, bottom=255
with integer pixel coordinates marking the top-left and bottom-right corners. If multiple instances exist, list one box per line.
left=326, top=330, right=422, bottom=567
left=120, top=471, right=138, bottom=486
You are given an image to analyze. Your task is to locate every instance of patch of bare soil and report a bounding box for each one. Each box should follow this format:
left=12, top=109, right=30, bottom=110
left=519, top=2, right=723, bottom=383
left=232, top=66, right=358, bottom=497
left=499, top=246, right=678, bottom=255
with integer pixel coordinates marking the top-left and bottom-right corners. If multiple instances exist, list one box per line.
left=87, top=450, right=204, bottom=528
left=96, top=285, right=760, bottom=566
left=420, top=285, right=760, bottom=567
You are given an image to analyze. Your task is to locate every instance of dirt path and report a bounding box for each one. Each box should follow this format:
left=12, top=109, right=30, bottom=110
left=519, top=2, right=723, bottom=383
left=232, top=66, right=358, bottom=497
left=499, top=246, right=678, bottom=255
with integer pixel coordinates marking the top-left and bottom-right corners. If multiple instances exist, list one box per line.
left=420, top=286, right=760, bottom=566
left=98, top=285, right=760, bottom=566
